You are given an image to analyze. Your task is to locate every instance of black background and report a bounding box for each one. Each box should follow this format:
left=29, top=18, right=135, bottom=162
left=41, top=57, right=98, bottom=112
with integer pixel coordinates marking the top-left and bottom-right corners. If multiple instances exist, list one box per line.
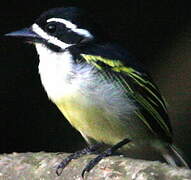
left=0, top=0, right=190, bottom=164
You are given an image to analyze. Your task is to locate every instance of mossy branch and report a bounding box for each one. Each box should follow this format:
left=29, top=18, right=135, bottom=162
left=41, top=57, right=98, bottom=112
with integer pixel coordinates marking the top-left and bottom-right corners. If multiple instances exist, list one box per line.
left=0, top=152, right=190, bottom=180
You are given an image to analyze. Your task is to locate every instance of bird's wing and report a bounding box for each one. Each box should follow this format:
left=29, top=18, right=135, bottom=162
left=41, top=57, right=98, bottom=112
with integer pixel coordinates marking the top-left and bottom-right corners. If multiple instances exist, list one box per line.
left=80, top=53, right=172, bottom=142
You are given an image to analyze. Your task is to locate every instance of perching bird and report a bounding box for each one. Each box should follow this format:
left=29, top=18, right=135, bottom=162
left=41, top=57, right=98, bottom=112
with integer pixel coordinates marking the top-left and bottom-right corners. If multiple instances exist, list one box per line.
left=5, top=7, right=190, bottom=177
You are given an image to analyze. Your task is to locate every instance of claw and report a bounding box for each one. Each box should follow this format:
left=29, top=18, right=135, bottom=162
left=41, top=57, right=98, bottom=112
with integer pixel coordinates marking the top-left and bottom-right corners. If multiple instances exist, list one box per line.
left=81, top=168, right=88, bottom=179
left=81, top=138, right=131, bottom=178
left=81, top=151, right=107, bottom=178
left=56, top=166, right=64, bottom=176
left=55, top=143, right=102, bottom=176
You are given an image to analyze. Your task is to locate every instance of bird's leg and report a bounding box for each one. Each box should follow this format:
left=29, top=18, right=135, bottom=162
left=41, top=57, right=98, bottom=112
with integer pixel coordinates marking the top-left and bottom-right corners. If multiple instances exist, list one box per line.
left=82, top=138, right=131, bottom=178
left=56, top=143, right=102, bottom=176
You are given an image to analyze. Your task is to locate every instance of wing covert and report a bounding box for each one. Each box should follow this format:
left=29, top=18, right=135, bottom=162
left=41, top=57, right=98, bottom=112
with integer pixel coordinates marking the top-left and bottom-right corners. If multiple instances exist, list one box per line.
left=80, top=53, right=172, bottom=142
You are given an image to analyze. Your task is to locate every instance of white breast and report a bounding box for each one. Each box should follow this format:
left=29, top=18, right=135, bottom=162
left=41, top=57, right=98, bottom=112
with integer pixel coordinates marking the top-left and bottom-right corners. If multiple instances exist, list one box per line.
left=36, top=44, right=76, bottom=101
left=35, top=43, right=136, bottom=117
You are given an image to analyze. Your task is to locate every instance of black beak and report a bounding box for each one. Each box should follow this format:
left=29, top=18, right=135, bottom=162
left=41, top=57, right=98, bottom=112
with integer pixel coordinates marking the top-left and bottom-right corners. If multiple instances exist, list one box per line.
left=5, top=27, right=42, bottom=42
left=5, top=27, right=61, bottom=52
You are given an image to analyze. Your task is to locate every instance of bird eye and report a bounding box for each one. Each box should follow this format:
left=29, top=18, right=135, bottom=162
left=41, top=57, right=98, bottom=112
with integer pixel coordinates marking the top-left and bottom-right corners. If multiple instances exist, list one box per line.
left=45, top=23, right=57, bottom=34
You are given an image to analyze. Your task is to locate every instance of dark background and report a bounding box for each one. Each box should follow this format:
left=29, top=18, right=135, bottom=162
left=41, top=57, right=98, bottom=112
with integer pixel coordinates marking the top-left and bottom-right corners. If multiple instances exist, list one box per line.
left=0, top=0, right=190, bottom=163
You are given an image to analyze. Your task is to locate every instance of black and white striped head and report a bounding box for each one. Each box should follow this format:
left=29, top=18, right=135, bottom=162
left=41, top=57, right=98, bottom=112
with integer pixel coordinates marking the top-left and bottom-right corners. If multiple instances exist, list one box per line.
left=6, top=7, right=95, bottom=51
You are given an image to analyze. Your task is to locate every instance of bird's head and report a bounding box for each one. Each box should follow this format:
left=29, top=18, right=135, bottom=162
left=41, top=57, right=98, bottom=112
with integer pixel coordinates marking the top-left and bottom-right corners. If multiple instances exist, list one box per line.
left=5, top=7, right=95, bottom=52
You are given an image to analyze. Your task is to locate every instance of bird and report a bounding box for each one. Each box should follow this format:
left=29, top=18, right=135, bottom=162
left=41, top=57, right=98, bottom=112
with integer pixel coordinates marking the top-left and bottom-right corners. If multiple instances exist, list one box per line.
left=5, top=6, right=190, bottom=177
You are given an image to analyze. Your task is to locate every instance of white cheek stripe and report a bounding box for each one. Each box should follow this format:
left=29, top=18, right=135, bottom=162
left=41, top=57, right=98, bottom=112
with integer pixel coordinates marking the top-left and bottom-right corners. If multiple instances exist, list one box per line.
left=47, top=17, right=94, bottom=39
left=32, top=23, right=73, bottom=49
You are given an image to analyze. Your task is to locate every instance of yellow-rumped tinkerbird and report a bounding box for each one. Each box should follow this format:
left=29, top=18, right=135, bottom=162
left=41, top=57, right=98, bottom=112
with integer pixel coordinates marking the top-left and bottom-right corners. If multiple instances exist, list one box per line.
left=5, top=7, right=190, bottom=177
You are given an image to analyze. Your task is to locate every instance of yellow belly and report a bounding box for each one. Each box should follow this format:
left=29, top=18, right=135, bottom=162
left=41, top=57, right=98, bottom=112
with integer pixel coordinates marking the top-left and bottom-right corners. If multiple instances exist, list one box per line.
left=55, top=93, right=128, bottom=145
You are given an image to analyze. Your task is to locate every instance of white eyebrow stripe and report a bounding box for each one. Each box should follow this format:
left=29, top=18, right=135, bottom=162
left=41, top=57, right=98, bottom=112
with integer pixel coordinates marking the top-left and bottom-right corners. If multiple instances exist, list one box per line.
left=47, top=18, right=77, bottom=29
left=32, top=23, right=73, bottom=49
left=72, top=28, right=94, bottom=38
left=47, top=18, right=94, bottom=39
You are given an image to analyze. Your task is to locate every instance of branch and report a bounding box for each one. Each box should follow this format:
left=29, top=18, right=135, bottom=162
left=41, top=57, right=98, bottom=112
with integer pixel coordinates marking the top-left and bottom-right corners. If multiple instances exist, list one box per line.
left=0, top=152, right=190, bottom=180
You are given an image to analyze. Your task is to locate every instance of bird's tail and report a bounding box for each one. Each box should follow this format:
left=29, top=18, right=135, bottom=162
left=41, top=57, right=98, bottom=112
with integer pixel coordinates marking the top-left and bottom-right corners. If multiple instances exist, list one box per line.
left=161, top=144, right=190, bottom=168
